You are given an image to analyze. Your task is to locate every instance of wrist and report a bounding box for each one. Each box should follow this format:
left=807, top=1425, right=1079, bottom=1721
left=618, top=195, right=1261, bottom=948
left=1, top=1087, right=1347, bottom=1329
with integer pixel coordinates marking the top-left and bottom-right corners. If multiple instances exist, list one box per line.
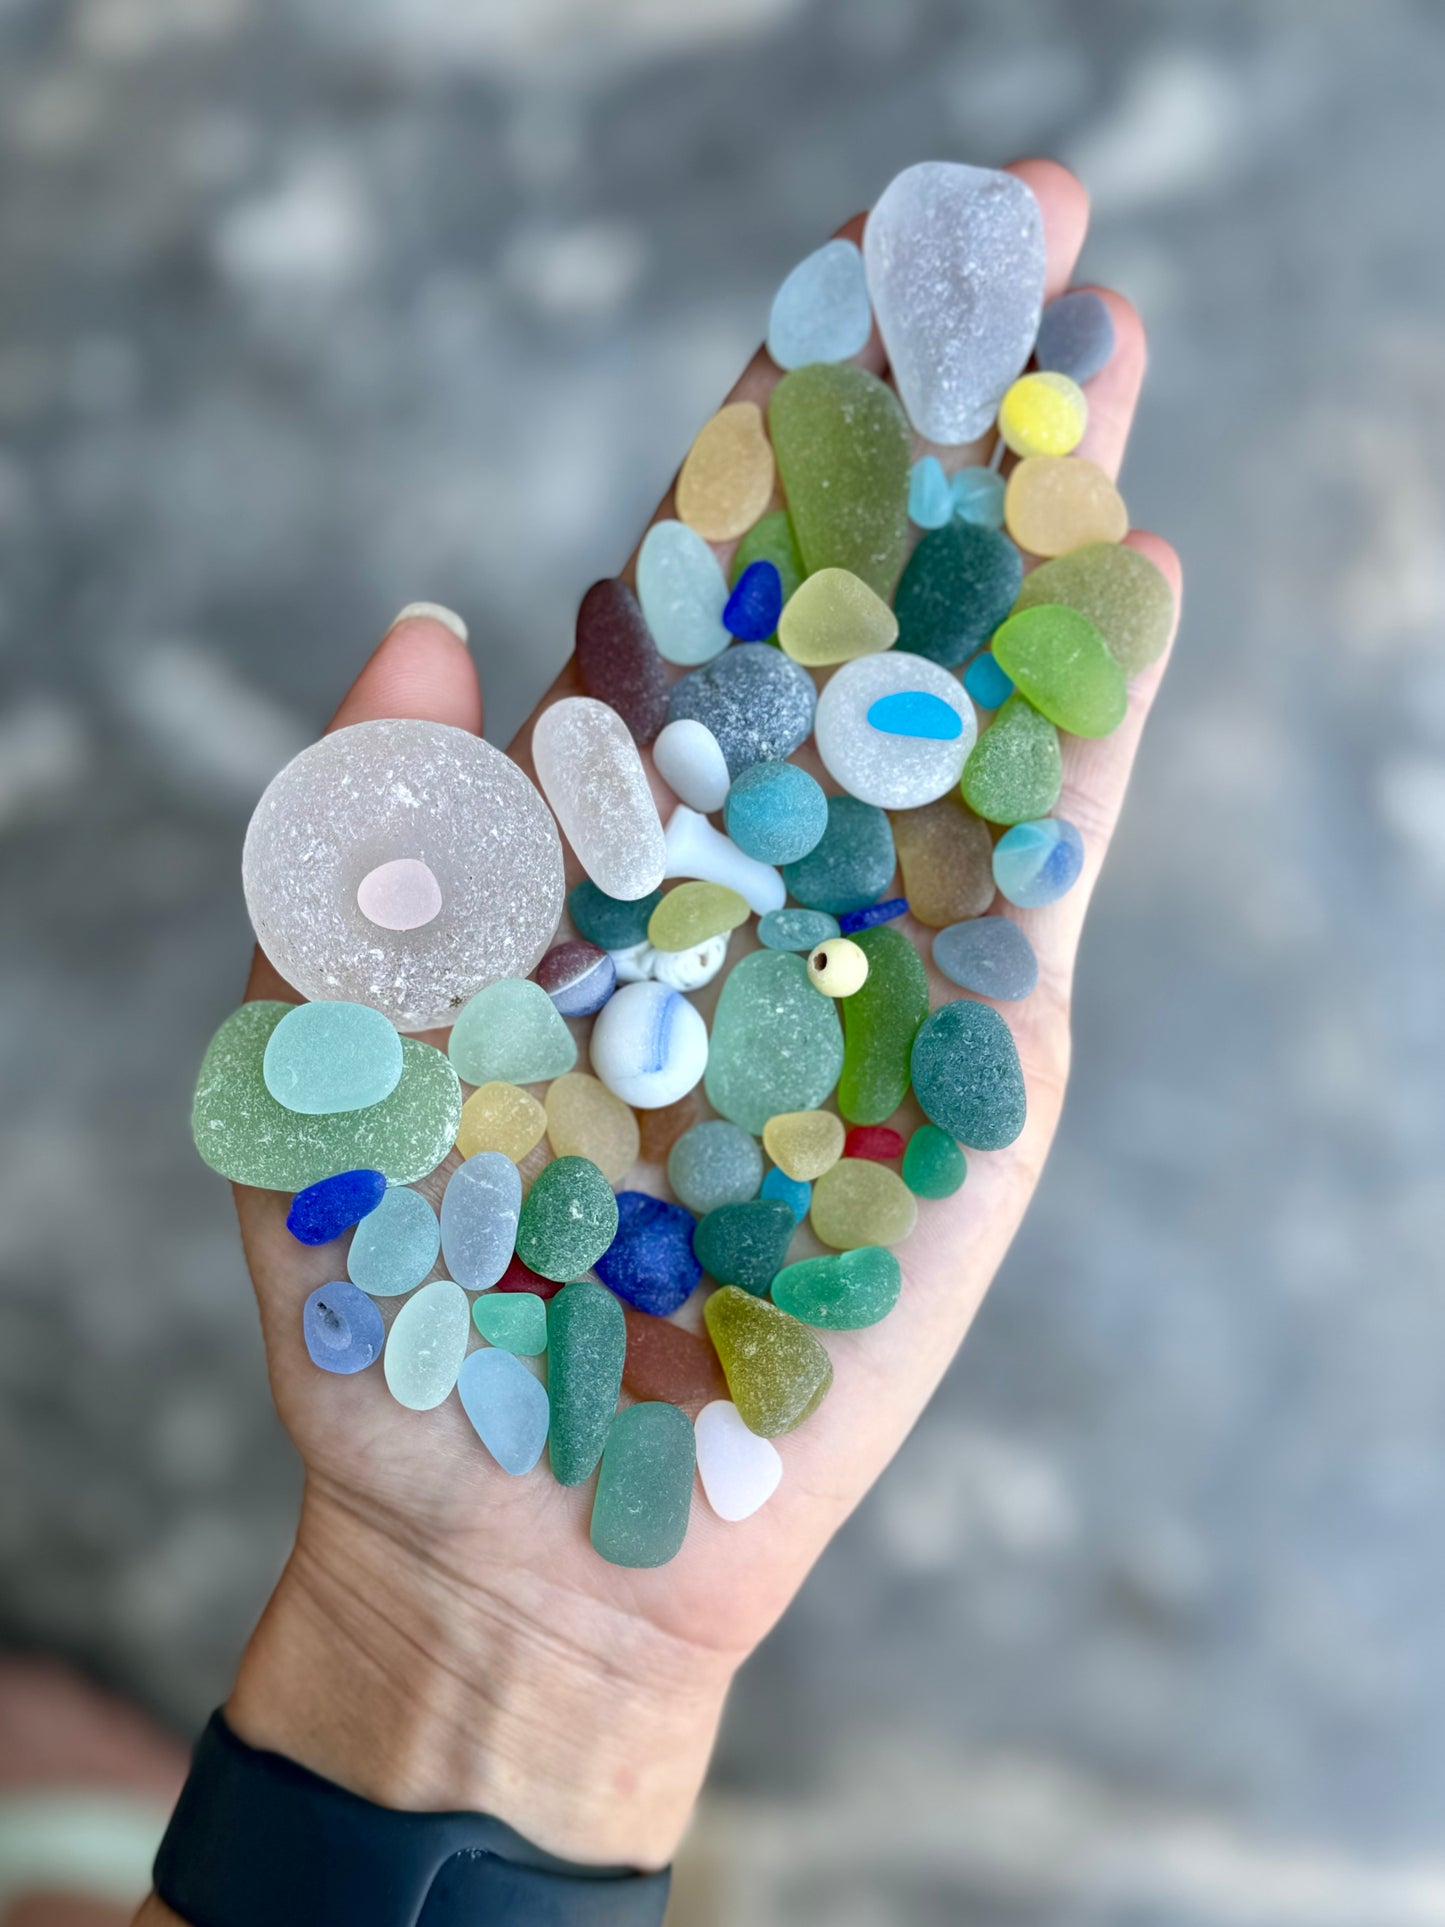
left=225, top=1479, right=731, bottom=1869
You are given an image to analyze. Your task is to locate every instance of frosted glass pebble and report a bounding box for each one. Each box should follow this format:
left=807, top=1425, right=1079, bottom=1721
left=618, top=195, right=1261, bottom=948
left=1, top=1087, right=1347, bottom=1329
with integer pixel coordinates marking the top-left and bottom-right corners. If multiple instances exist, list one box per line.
left=910, top=1000, right=1026, bottom=1149
left=667, top=644, right=817, bottom=779
left=891, top=795, right=995, bottom=927
left=866, top=692, right=964, bottom=741
left=455, top=1081, right=547, bottom=1162
left=993, top=817, right=1085, bottom=907
left=1005, top=457, right=1128, bottom=557
left=568, top=881, right=660, bottom=951
left=1010, top=542, right=1175, bottom=677
left=768, top=364, right=911, bottom=598
left=669, top=1120, right=764, bottom=1216
left=997, top=371, right=1088, bottom=459
left=933, top=917, right=1039, bottom=1000
left=837, top=925, right=927, bottom=1127
left=950, top=466, right=1006, bottom=530
left=894, top=520, right=1023, bottom=670
left=303, top=1281, right=384, bottom=1375
left=652, top=719, right=732, bottom=814
left=262, top=1000, right=403, bottom=1116
left=723, top=761, right=828, bottom=866
left=962, top=651, right=1014, bottom=710
left=457, top=1347, right=549, bottom=1475
left=648, top=882, right=749, bottom=952
left=991, top=604, right=1126, bottom=738
left=594, top=1191, right=701, bottom=1317
left=383, top=1279, right=470, bottom=1411
left=771, top=1246, right=901, bottom=1329
left=723, top=560, right=784, bottom=642
left=574, top=578, right=669, bottom=746
left=591, top=1402, right=696, bottom=1570
left=815, top=652, right=975, bottom=809
left=837, top=897, right=908, bottom=936
left=192, top=1001, right=461, bottom=1191
left=756, top=908, right=839, bottom=952
left=472, top=1291, right=547, bottom=1356
left=762, top=1109, right=845, bottom=1182
left=695, top=1400, right=783, bottom=1522
left=636, top=520, right=730, bottom=667
left=590, top=981, right=709, bottom=1109
left=663, top=807, right=785, bottom=915
left=243, top=719, right=564, bottom=1033
left=448, top=978, right=577, bottom=1087
left=760, top=1166, right=811, bottom=1222
left=287, top=1168, right=386, bottom=1246
left=517, top=1159, right=619, bottom=1282
left=864, top=162, right=1045, bottom=444
left=810, top=1159, right=917, bottom=1250
left=780, top=795, right=895, bottom=916
left=962, top=694, right=1063, bottom=826
left=908, top=456, right=954, bottom=529
left=706, top=950, right=844, bottom=1134
left=652, top=935, right=728, bottom=991
left=705, top=1287, right=832, bottom=1437
left=545, top=1072, right=640, bottom=1185
left=532, top=697, right=666, bottom=902
left=1035, top=288, right=1116, bottom=384
left=440, top=1152, right=521, bottom=1291
left=534, top=940, right=616, bottom=1019
left=347, top=1184, right=440, bottom=1296
left=806, top=938, right=869, bottom=999
left=777, top=568, right=898, bottom=668
left=731, top=512, right=804, bottom=646
left=356, top=858, right=442, bottom=932
left=766, top=237, right=872, bottom=370
left=675, top=401, right=776, bottom=543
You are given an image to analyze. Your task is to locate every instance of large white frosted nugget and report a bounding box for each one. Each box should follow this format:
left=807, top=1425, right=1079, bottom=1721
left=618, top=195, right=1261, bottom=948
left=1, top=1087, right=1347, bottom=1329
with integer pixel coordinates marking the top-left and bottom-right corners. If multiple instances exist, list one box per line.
left=532, top=697, right=666, bottom=902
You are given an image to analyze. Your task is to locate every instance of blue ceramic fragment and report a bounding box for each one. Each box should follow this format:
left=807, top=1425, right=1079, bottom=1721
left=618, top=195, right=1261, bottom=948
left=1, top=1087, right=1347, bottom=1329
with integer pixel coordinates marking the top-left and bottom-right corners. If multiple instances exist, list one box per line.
left=962, top=651, right=1015, bottom=711
left=303, top=1280, right=384, bottom=1375
left=838, top=897, right=909, bottom=935
left=907, top=456, right=953, bottom=529
left=866, top=691, right=964, bottom=741
left=992, top=818, right=1085, bottom=908
left=457, top=1347, right=550, bottom=1476
left=594, top=1190, right=702, bottom=1318
left=932, top=917, right=1039, bottom=1000
left=756, top=907, right=841, bottom=952
left=1035, top=289, right=1116, bottom=384
left=761, top=1166, right=811, bottom=1224
left=723, top=560, right=784, bottom=642
left=950, top=466, right=1006, bottom=531
left=287, top=1168, right=386, bottom=1245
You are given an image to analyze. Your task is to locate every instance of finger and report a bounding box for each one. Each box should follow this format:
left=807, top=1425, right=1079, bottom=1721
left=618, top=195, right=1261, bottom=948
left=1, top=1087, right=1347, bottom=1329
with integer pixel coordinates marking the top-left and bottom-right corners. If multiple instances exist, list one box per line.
left=1071, top=289, right=1147, bottom=482
left=1008, top=156, right=1089, bottom=298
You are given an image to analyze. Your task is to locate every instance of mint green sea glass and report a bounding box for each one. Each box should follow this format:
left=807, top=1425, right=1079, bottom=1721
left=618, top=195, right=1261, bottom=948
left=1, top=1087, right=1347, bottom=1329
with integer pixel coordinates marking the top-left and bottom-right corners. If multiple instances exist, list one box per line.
left=448, top=978, right=577, bottom=1087
left=771, top=1246, right=901, bottom=1329
left=704, top=950, right=844, bottom=1134
left=901, top=1125, right=967, bottom=1199
left=837, top=926, right=929, bottom=1125
left=768, top=364, right=911, bottom=599
left=590, top=1403, right=696, bottom=1568
left=472, top=1292, right=547, bottom=1356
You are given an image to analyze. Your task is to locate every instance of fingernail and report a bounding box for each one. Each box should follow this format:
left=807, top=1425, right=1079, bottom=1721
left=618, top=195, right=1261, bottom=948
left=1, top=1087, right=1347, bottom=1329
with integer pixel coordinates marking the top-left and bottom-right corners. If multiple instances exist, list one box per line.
left=388, top=601, right=469, bottom=645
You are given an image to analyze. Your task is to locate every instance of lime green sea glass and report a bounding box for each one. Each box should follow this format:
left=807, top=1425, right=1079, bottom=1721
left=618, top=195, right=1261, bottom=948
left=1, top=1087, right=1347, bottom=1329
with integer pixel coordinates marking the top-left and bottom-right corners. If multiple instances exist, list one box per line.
left=990, top=604, right=1127, bottom=738
left=838, top=926, right=929, bottom=1125
left=590, top=1403, right=696, bottom=1568
left=192, top=1001, right=461, bottom=1191
left=960, top=695, right=1063, bottom=826
left=547, top=1281, right=625, bottom=1486
left=704, top=1286, right=833, bottom=1438
left=647, top=882, right=750, bottom=952
left=768, top=364, right=911, bottom=599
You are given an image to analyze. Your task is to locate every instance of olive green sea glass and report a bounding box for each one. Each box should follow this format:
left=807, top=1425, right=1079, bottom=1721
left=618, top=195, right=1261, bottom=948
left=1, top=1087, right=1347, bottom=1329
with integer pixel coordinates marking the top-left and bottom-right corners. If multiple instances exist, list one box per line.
left=192, top=1001, right=461, bottom=1191
left=705, top=950, right=844, bottom=1135
left=838, top=926, right=929, bottom=1125
left=771, top=1246, right=902, bottom=1330
left=590, top=1403, right=696, bottom=1569
left=693, top=1199, right=797, bottom=1296
left=768, top=364, right=911, bottom=599
left=902, top=1124, right=967, bottom=1199
left=1010, top=541, right=1175, bottom=677
left=704, top=1286, right=833, bottom=1438
left=547, top=1281, right=625, bottom=1486
left=990, top=604, right=1127, bottom=738
left=516, top=1157, right=619, bottom=1282
left=647, top=882, right=750, bottom=952
left=960, top=695, right=1062, bottom=826
left=731, top=510, right=805, bottom=643
left=810, top=1159, right=918, bottom=1250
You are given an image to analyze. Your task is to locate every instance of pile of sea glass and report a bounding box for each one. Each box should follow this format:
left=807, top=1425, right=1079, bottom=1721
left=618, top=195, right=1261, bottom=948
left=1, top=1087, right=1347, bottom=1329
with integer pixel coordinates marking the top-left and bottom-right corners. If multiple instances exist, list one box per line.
left=192, top=162, right=1173, bottom=1569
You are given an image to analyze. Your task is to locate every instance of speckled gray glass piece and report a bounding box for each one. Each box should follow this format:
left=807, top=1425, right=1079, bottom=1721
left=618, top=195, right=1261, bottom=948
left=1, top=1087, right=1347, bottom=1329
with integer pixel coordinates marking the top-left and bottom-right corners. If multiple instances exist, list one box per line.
left=666, top=645, right=817, bottom=779
left=863, top=162, right=1045, bottom=445
left=531, top=696, right=666, bottom=901
left=243, top=719, right=564, bottom=1033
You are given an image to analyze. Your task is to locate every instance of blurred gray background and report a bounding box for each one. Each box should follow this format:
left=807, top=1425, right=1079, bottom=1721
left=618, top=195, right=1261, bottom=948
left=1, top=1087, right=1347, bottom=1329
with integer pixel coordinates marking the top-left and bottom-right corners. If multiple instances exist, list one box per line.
left=3, top=0, right=1445, bottom=1921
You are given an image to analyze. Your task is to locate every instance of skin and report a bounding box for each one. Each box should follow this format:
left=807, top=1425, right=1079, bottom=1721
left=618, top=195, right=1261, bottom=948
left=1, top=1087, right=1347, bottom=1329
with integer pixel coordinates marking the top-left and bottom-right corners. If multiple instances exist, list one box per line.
left=120, top=156, right=1181, bottom=1925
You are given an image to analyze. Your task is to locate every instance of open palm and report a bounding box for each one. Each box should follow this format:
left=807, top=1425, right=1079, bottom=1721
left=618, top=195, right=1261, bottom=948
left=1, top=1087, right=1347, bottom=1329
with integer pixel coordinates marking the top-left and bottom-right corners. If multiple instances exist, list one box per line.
left=223, top=156, right=1181, bottom=1868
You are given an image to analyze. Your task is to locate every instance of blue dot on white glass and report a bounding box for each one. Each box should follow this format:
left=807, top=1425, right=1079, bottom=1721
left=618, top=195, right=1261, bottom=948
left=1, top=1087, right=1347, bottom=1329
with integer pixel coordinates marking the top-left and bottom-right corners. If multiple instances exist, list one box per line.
left=866, top=691, right=964, bottom=741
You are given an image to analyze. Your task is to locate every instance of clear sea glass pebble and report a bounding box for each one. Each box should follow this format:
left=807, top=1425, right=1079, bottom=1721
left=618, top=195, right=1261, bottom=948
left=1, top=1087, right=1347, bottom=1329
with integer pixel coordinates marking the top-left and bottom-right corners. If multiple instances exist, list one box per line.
left=815, top=652, right=975, bottom=809
left=695, top=1400, right=783, bottom=1522
left=347, top=1183, right=440, bottom=1296
left=383, top=1279, right=470, bottom=1411
left=635, top=519, right=730, bottom=668
left=440, top=1152, right=522, bottom=1291
left=766, top=237, right=872, bottom=370
left=242, top=719, right=563, bottom=1034
left=532, top=697, right=666, bottom=902
left=864, top=162, right=1045, bottom=444
left=261, top=1000, right=403, bottom=1117
left=457, top=1347, right=549, bottom=1476
left=932, top=917, right=1039, bottom=1000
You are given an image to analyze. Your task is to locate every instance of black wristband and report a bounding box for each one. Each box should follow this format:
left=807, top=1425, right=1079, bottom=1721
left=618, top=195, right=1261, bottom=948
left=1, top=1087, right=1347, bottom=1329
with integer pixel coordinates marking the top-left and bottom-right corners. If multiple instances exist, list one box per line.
left=154, top=1710, right=671, bottom=1926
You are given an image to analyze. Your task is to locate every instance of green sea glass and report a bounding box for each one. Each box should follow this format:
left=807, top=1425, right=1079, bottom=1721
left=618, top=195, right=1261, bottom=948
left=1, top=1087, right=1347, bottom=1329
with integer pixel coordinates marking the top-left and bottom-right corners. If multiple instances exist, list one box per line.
left=693, top=1199, right=797, bottom=1296
left=893, top=521, right=1023, bottom=669
left=516, top=1157, right=619, bottom=1282
left=731, top=510, right=805, bottom=643
left=704, top=1286, right=833, bottom=1438
left=1010, top=541, right=1174, bottom=677
left=590, top=1403, right=696, bottom=1568
left=771, top=1246, right=901, bottom=1329
left=547, top=1281, right=625, bottom=1486
left=768, top=363, right=911, bottom=599
left=990, top=604, right=1127, bottom=738
left=960, top=695, right=1063, bottom=826
left=448, top=978, right=577, bottom=1087
left=809, top=1159, right=918, bottom=1250
left=779, top=795, right=896, bottom=916
left=837, top=926, right=929, bottom=1125
left=192, top=1001, right=461, bottom=1191
left=910, top=1000, right=1027, bottom=1150
left=472, top=1292, right=547, bottom=1356
left=901, top=1125, right=967, bottom=1199
left=704, top=950, right=844, bottom=1134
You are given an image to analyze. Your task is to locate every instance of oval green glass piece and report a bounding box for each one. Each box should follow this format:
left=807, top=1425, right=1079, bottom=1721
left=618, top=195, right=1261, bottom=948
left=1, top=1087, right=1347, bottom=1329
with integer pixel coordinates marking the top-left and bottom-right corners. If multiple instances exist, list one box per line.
left=771, top=1246, right=901, bottom=1330
left=547, top=1280, right=625, bottom=1486
left=448, top=978, right=578, bottom=1087
left=893, top=521, right=1023, bottom=669
left=990, top=604, right=1127, bottom=738
left=704, top=950, right=844, bottom=1135
left=261, top=1000, right=403, bottom=1116
left=647, top=882, right=750, bottom=952
left=902, top=1124, right=967, bottom=1199
left=590, top=1402, right=696, bottom=1569
left=768, top=363, right=911, bottom=599
left=472, top=1291, right=547, bottom=1356
left=837, top=926, right=930, bottom=1125
left=192, top=1001, right=461, bottom=1191
left=779, top=795, right=896, bottom=916
left=731, top=510, right=805, bottom=643
left=910, top=1000, right=1026, bottom=1150
left=693, top=1199, right=797, bottom=1297
left=516, top=1157, right=619, bottom=1282
left=960, top=694, right=1062, bottom=826
left=1010, top=541, right=1174, bottom=677
left=704, top=1286, right=833, bottom=1438
left=809, top=1159, right=917, bottom=1250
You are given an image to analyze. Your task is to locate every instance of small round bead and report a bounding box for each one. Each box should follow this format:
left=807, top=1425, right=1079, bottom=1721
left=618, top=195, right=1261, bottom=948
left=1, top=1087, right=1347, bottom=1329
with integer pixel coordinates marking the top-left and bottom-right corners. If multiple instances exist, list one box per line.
left=806, top=937, right=869, bottom=998
left=997, top=371, right=1088, bottom=459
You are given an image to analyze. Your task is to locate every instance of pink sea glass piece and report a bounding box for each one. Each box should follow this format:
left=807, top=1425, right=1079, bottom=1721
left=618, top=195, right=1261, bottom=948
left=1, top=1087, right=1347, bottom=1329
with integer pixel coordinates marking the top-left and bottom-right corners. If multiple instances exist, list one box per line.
left=356, top=857, right=443, bottom=931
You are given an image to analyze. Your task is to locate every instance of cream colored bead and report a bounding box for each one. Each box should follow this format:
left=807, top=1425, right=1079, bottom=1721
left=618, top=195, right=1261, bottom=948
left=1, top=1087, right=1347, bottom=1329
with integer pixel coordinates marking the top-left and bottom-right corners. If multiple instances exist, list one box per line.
left=806, top=937, right=869, bottom=998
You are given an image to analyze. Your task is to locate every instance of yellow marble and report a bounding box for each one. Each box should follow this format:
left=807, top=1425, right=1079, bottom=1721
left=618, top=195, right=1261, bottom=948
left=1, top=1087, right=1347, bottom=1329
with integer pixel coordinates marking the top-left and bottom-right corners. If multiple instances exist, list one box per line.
left=997, top=371, right=1087, bottom=458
